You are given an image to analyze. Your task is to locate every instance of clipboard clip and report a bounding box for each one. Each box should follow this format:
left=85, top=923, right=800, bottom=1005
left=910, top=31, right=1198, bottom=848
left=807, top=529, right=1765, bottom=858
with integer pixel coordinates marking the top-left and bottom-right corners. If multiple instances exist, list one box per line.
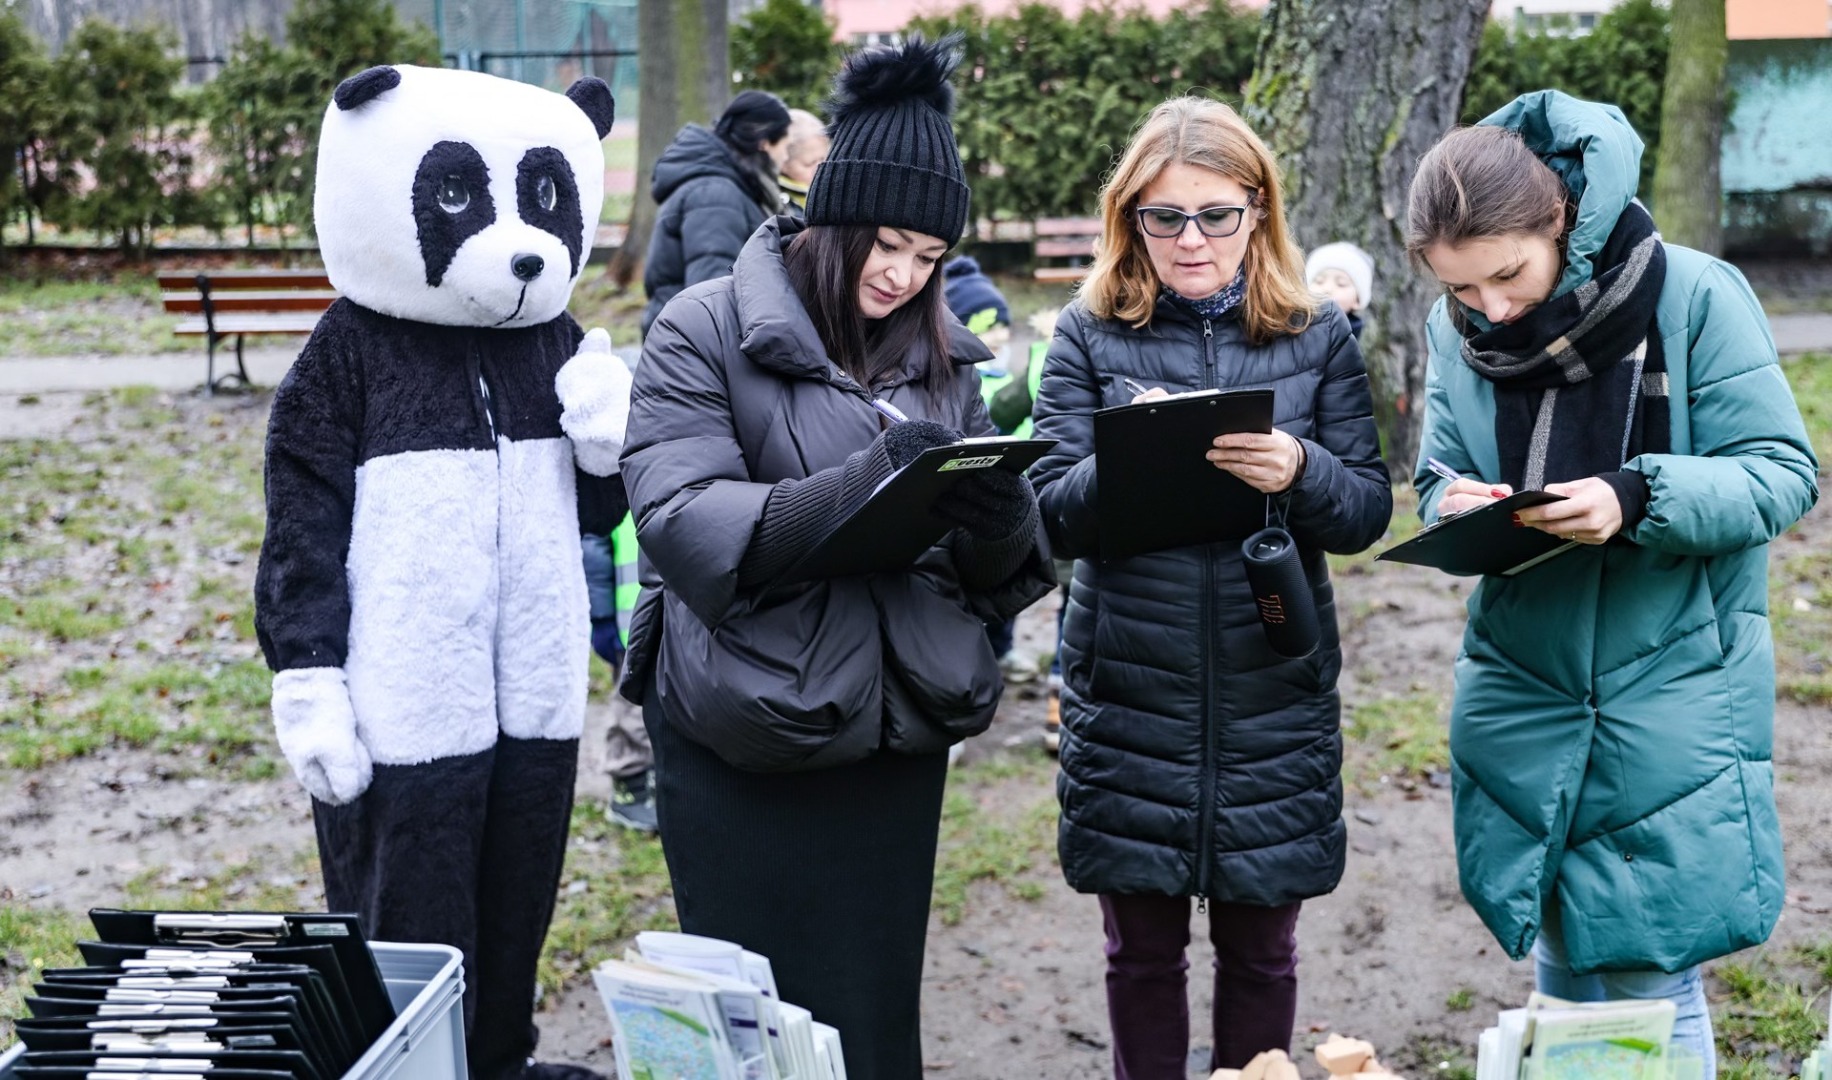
left=153, top=914, right=289, bottom=947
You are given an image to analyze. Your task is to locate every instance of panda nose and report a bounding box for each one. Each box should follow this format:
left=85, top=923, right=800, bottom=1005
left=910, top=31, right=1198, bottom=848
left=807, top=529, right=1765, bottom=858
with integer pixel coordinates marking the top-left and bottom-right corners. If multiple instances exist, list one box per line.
left=511, top=254, right=545, bottom=282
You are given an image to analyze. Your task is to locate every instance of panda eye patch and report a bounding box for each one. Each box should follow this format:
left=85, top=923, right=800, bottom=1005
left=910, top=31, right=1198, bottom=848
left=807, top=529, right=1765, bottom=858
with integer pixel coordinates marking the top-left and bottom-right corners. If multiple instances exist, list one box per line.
left=517, top=147, right=584, bottom=278
left=438, top=175, right=471, bottom=213
left=412, top=140, right=495, bottom=287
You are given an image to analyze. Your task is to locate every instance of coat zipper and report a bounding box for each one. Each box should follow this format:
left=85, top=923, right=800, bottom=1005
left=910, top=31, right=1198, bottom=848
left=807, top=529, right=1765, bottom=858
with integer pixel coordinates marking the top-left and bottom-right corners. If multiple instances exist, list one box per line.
left=1197, top=316, right=1217, bottom=905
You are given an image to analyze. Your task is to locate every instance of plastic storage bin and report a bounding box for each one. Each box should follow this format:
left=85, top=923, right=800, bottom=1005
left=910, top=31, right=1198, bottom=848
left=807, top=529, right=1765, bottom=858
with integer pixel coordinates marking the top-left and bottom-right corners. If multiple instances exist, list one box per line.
left=0, top=940, right=466, bottom=1080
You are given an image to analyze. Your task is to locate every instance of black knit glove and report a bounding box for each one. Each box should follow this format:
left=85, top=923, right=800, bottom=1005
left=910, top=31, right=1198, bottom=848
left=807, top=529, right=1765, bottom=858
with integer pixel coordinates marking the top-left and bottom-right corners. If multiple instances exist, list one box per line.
left=880, top=419, right=960, bottom=469
left=934, top=469, right=1037, bottom=540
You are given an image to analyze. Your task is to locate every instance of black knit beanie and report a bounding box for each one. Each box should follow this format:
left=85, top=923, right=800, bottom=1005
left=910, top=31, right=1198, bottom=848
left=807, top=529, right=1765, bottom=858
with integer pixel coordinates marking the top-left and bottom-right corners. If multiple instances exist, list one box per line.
left=805, top=35, right=969, bottom=248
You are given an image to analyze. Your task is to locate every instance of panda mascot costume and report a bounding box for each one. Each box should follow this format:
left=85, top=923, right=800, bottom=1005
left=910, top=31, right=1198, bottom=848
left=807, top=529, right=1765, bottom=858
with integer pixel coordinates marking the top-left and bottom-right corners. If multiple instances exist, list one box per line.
left=254, top=64, right=627, bottom=1080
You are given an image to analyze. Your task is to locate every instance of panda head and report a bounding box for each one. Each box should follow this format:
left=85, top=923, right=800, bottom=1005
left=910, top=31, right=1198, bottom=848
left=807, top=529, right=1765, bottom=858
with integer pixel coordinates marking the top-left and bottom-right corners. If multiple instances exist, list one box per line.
left=314, top=65, right=614, bottom=329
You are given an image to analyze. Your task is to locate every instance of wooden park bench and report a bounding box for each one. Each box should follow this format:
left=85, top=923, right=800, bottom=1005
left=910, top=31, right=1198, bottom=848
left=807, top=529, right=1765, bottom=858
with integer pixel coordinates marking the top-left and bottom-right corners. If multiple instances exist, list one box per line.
left=1031, top=217, right=1103, bottom=284
left=157, top=268, right=338, bottom=394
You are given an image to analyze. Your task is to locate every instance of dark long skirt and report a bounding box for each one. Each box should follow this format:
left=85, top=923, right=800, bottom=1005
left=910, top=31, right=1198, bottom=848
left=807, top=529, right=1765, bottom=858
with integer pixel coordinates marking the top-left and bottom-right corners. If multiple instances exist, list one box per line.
left=643, top=690, right=950, bottom=1080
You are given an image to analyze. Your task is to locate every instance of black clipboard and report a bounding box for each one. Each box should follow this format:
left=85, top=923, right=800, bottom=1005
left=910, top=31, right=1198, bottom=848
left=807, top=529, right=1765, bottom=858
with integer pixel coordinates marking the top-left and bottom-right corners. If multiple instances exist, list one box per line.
left=775, top=437, right=1056, bottom=584
left=87, top=910, right=394, bottom=1046
left=1375, top=490, right=1578, bottom=576
left=1092, top=388, right=1276, bottom=558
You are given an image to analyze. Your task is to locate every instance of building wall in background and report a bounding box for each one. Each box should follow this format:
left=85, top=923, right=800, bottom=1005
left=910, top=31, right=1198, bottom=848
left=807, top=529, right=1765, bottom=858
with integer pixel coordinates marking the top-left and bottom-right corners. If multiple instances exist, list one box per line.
left=1727, top=0, right=1829, bottom=40
left=1723, top=37, right=1832, bottom=257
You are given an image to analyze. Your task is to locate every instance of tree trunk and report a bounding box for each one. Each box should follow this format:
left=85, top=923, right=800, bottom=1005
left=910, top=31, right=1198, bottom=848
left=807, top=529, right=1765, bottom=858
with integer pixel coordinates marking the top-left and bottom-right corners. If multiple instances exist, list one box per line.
left=1651, top=0, right=1725, bottom=256
left=604, top=0, right=730, bottom=287
left=1245, top=0, right=1490, bottom=476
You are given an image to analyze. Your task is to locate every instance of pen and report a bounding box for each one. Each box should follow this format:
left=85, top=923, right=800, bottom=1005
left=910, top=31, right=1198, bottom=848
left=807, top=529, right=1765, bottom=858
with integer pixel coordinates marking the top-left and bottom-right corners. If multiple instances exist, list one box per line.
left=1122, top=377, right=1152, bottom=398
left=1423, top=456, right=1464, bottom=485
left=869, top=397, right=909, bottom=424
left=1427, top=455, right=1511, bottom=500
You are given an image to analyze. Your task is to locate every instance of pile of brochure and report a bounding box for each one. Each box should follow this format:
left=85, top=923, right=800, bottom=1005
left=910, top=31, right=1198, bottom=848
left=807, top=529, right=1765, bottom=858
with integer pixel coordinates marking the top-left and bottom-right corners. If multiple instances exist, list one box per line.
left=1475, top=993, right=1701, bottom=1080
left=593, top=931, right=846, bottom=1080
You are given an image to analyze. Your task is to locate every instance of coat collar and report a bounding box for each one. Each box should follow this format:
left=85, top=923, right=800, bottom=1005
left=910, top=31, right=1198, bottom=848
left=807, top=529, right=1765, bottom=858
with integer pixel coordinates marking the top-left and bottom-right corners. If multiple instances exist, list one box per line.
left=733, top=216, right=990, bottom=390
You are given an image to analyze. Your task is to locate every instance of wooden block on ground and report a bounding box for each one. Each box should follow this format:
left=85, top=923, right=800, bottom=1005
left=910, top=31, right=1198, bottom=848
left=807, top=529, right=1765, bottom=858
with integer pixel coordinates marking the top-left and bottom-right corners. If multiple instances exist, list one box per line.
left=1315, top=1033, right=1376, bottom=1075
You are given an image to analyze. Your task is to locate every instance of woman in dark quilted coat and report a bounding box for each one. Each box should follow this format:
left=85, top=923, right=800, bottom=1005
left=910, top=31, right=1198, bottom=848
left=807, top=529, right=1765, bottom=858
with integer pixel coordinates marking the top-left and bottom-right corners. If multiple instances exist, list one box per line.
left=617, top=39, right=1051, bottom=1080
left=1030, top=97, right=1392, bottom=1079
left=640, top=89, right=791, bottom=337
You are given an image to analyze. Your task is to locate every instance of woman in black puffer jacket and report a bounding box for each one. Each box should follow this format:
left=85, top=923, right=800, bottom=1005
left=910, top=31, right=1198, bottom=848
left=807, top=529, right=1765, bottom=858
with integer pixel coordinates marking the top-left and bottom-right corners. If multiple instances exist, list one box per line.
left=619, top=39, right=1051, bottom=1080
left=1030, top=96, right=1392, bottom=1080
left=641, top=90, right=791, bottom=337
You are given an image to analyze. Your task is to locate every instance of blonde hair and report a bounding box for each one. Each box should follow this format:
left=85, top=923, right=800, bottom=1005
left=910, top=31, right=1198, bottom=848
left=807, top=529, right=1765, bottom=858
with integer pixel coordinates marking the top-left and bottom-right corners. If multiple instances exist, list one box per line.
left=1081, top=97, right=1314, bottom=344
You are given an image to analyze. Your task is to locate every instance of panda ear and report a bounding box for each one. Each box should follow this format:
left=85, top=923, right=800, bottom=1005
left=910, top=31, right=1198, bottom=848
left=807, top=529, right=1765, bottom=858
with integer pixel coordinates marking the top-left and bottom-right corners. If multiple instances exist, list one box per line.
left=566, top=77, right=616, bottom=140
left=334, top=66, right=401, bottom=111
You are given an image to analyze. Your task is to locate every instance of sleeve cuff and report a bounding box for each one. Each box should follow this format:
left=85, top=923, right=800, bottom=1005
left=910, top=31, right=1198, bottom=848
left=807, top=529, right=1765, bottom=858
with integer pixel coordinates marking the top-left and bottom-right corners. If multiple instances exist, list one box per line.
left=1599, top=470, right=1653, bottom=530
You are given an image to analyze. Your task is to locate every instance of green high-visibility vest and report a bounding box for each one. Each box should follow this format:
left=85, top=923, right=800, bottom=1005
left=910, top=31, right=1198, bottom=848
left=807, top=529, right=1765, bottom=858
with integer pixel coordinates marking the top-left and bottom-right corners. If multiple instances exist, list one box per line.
left=611, top=512, right=639, bottom=647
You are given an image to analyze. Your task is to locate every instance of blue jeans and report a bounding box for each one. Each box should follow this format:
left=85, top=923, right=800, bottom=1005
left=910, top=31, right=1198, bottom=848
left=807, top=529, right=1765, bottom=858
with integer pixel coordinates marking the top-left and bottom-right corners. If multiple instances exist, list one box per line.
left=1534, top=902, right=1716, bottom=1079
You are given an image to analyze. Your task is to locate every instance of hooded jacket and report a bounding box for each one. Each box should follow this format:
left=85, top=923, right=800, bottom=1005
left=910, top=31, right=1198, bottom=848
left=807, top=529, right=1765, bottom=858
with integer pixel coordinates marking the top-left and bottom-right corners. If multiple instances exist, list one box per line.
left=642, top=124, right=779, bottom=337
left=619, top=218, right=1054, bottom=770
left=1413, top=91, right=1820, bottom=974
left=1031, top=294, right=1392, bottom=904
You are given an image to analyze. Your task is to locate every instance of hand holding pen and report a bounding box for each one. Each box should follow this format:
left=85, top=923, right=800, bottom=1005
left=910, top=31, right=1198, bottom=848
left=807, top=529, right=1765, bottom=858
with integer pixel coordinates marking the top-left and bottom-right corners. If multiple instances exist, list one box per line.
left=1428, top=456, right=1515, bottom=517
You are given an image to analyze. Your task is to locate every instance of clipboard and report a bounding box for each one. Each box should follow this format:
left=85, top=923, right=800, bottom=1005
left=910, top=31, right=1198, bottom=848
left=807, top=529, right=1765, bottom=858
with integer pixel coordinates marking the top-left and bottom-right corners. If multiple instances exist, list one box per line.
left=775, top=437, right=1056, bottom=584
left=87, top=910, right=394, bottom=1046
left=1375, top=490, right=1579, bottom=576
left=1092, top=388, right=1276, bottom=558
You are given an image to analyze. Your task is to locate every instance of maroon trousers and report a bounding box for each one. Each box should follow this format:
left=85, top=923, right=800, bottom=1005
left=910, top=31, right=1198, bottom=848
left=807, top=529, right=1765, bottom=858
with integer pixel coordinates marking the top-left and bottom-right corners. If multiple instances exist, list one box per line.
left=1099, top=893, right=1303, bottom=1079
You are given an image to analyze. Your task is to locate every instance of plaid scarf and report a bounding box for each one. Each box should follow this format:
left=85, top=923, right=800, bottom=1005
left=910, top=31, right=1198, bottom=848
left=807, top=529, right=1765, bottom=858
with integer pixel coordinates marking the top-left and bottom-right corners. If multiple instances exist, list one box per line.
left=1457, top=202, right=1670, bottom=490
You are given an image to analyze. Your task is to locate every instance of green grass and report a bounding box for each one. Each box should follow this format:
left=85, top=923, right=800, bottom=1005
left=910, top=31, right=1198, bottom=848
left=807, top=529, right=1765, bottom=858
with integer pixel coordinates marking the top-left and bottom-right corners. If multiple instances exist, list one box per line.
left=0, top=276, right=192, bottom=356
left=538, top=799, right=677, bottom=995
left=0, top=904, right=89, bottom=1040
left=1782, top=352, right=1832, bottom=465
left=1, top=657, right=275, bottom=769
left=931, top=753, right=1059, bottom=926
left=1445, top=986, right=1475, bottom=1012
left=1769, top=549, right=1832, bottom=706
left=1343, top=690, right=1449, bottom=787
left=1710, top=943, right=1831, bottom=1079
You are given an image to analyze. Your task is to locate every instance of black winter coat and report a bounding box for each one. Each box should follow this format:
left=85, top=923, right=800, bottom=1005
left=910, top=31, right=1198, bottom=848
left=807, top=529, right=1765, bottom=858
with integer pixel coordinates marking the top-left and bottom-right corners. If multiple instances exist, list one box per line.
left=619, top=218, right=1055, bottom=771
left=642, top=125, right=778, bottom=338
left=1031, top=297, right=1392, bottom=904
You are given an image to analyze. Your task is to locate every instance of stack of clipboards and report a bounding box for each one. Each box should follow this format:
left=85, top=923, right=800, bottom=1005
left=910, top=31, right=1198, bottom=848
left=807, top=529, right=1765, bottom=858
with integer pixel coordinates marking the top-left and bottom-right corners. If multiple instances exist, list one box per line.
left=10, top=910, right=397, bottom=1080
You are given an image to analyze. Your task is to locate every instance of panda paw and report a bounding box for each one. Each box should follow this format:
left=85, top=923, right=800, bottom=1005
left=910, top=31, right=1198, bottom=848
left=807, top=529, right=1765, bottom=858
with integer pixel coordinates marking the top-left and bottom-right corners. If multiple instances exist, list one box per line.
left=271, top=667, right=373, bottom=805
left=557, top=327, right=632, bottom=477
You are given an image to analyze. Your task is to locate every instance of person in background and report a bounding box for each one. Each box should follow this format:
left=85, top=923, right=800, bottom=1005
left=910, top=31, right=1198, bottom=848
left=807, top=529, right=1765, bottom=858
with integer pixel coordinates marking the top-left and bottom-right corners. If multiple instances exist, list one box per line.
left=583, top=513, right=655, bottom=832
left=1408, top=91, right=1818, bottom=1080
left=1029, top=96, right=1391, bottom=1079
left=779, top=107, right=830, bottom=215
left=1305, top=241, right=1374, bottom=338
left=943, top=254, right=1024, bottom=679
left=642, top=90, right=792, bottom=338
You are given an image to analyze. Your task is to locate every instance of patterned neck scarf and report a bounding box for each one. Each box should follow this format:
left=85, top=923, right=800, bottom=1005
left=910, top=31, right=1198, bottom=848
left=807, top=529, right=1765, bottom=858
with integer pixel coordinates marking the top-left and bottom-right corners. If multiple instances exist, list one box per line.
left=1164, top=268, right=1246, bottom=320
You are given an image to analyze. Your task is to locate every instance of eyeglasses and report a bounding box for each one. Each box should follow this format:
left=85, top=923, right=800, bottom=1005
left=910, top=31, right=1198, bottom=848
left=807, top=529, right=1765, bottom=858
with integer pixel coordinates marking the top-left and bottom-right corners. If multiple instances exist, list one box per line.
left=1134, top=195, right=1257, bottom=239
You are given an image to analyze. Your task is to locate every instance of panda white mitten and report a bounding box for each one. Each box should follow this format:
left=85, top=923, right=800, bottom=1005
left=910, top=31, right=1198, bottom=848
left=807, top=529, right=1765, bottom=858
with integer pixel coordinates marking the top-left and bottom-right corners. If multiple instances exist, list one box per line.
left=271, top=667, right=372, bottom=805
left=556, top=327, right=632, bottom=477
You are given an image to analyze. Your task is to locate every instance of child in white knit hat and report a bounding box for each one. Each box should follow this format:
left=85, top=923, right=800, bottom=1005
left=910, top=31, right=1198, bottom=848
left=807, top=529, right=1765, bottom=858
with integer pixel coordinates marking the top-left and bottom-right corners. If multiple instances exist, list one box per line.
left=1305, top=241, right=1375, bottom=338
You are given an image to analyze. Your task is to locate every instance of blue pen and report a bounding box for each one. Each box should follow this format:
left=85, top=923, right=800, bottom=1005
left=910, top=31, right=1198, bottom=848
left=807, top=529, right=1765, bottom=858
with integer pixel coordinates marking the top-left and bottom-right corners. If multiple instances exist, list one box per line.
left=870, top=397, right=909, bottom=424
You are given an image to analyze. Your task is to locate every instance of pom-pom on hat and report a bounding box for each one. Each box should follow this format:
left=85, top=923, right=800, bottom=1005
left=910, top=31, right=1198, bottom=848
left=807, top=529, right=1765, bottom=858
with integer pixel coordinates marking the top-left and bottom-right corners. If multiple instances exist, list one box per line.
left=805, top=34, right=970, bottom=247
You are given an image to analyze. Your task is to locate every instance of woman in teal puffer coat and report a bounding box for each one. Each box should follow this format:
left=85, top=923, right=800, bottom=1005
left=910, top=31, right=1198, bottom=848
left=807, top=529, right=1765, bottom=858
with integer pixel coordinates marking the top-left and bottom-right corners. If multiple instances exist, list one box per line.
left=1406, top=91, right=1818, bottom=1076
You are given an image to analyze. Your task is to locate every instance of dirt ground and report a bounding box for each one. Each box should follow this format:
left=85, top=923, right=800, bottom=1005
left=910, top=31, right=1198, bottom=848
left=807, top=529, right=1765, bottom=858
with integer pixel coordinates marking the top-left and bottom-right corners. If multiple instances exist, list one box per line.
left=2, top=387, right=1829, bottom=1078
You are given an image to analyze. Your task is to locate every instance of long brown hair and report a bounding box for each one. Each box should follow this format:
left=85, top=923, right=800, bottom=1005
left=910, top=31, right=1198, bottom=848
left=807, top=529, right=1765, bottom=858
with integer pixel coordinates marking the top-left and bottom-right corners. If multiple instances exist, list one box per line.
left=785, top=223, right=955, bottom=399
left=1081, top=97, right=1313, bottom=344
left=1405, top=125, right=1568, bottom=264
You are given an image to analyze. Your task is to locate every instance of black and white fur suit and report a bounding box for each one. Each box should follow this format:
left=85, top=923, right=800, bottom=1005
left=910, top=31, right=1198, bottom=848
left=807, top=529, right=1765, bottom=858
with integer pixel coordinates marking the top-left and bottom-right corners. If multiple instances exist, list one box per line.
left=253, top=65, right=629, bottom=1080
